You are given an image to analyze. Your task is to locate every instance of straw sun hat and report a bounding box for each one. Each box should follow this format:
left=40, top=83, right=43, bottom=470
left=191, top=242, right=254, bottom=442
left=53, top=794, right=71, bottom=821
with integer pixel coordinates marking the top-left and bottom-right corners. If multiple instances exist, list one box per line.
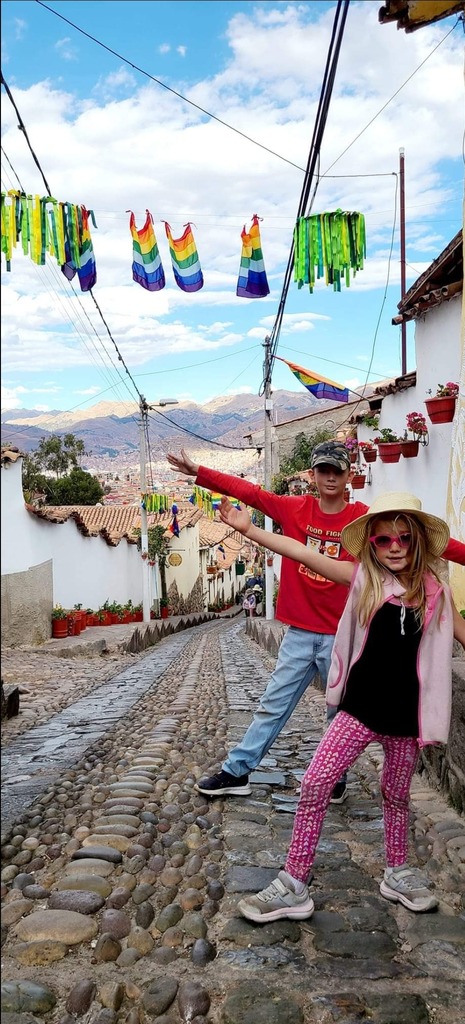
left=341, top=492, right=450, bottom=560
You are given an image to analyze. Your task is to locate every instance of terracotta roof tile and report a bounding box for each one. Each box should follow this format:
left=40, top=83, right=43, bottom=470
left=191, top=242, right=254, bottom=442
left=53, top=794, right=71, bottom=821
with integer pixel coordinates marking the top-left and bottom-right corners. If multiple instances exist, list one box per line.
left=1, top=445, right=25, bottom=465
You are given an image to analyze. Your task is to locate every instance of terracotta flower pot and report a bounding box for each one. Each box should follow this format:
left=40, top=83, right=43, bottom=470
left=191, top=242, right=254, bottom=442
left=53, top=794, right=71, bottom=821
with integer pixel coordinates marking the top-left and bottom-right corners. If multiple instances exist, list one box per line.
left=161, top=606, right=169, bottom=619
left=401, top=440, right=419, bottom=458
left=362, top=448, right=377, bottom=463
left=377, top=442, right=402, bottom=463
left=52, top=618, right=68, bottom=639
left=425, top=396, right=456, bottom=424
left=351, top=474, right=366, bottom=489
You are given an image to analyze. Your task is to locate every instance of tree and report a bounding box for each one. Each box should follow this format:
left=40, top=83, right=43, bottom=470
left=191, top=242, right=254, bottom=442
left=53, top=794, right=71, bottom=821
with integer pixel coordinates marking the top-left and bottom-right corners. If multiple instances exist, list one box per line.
left=271, top=428, right=332, bottom=494
left=34, top=434, right=86, bottom=477
left=135, top=525, right=171, bottom=603
left=44, top=468, right=104, bottom=506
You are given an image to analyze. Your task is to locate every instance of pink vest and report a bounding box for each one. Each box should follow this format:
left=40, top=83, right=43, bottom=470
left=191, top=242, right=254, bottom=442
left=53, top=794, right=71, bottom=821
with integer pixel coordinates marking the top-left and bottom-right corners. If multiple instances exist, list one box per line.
left=326, top=567, right=454, bottom=746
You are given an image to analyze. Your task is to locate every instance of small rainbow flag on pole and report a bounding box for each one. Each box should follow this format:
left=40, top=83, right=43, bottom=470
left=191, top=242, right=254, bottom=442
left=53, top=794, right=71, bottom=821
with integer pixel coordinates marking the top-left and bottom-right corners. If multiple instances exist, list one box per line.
left=236, top=214, right=270, bottom=298
left=276, top=357, right=349, bottom=403
left=129, top=209, right=165, bottom=291
left=163, top=222, right=204, bottom=292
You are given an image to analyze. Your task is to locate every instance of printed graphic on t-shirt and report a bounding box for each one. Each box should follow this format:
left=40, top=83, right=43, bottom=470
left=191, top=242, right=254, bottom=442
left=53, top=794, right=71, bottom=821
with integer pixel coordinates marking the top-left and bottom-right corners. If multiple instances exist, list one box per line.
left=299, top=530, right=342, bottom=582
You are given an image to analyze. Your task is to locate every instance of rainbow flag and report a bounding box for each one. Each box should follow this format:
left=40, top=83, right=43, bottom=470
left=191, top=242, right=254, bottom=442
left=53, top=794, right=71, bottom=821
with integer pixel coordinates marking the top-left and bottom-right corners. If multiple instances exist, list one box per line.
left=211, top=492, right=241, bottom=511
left=163, top=222, right=203, bottom=292
left=236, top=214, right=270, bottom=298
left=276, top=357, right=349, bottom=403
left=130, top=210, right=165, bottom=291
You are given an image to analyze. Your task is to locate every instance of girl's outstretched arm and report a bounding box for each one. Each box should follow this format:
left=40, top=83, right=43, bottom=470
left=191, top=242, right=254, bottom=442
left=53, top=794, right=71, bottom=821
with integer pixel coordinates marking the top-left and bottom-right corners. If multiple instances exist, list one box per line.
left=219, top=497, right=354, bottom=586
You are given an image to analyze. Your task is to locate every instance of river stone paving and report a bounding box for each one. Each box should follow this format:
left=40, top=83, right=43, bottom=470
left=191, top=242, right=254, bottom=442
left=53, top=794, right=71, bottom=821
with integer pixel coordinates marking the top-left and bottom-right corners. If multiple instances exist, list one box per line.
left=1, top=617, right=465, bottom=1023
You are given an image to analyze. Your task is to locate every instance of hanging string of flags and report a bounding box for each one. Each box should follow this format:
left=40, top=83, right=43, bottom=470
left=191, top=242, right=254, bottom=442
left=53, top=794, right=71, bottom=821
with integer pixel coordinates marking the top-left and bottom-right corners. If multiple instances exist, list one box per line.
left=2, top=191, right=367, bottom=303
left=294, top=210, right=366, bottom=292
left=276, top=357, right=349, bottom=403
left=1, top=191, right=97, bottom=289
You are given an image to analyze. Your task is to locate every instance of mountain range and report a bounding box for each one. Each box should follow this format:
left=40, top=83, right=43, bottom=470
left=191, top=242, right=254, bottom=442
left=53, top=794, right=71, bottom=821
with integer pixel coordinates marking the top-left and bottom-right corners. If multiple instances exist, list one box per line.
left=1, top=390, right=324, bottom=477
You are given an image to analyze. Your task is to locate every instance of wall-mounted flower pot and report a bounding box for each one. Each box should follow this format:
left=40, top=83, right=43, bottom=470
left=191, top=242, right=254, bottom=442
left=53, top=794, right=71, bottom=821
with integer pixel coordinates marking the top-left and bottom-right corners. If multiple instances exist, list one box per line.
left=362, top=449, right=377, bottom=463
left=377, top=442, right=402, bottom=463
left=400, top=440, right=419, bottom=458
left=351, top=474, right=366, bottom=489
left=425, top=396, right=456, bottom=424
left=349, top=452, right=358, bottom=464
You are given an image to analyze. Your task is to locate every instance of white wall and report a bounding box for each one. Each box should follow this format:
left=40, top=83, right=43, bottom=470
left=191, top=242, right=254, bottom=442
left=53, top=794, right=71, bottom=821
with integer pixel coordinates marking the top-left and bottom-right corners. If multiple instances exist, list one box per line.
left=1, top=458, right=141, bottom=610
left=354, top=296, right=462, bottom=522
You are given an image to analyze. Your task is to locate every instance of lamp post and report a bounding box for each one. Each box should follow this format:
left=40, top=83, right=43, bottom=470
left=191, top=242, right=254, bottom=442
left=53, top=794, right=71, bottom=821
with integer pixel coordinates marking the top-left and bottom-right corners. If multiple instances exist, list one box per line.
left=140, top=397, right=179, bottom=622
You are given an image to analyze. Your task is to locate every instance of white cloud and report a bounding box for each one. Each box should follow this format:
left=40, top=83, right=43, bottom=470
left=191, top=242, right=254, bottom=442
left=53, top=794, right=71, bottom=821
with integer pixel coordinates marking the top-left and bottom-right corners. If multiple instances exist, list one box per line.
left=74, top=386, right=103, bottom=396
left=14, top=18, right=26, bottom=40
left=54, top=37, right=78, bottom=62
left=1, top=2, right=462, bottom=402
left=177, top=46, right=187, bottom=57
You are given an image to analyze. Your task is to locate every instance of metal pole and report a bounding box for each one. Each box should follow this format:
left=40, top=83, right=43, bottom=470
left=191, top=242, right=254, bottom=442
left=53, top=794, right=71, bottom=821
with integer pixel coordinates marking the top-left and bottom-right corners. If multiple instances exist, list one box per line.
left=263, top=336, right=275, bottom=621
left=139, top=396, right=151, bottom=622
left=399, top=147, right=407, bottom=375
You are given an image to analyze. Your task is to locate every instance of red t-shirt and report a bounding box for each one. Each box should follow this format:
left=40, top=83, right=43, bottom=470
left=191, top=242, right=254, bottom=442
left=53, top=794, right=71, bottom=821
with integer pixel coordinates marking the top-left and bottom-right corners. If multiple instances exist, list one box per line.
left=196, top=466, right=368, bottom=634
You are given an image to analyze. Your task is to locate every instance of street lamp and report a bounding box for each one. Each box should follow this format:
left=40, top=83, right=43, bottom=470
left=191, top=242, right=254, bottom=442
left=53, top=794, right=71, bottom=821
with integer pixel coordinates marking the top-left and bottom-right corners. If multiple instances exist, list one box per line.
left=139, top=397, right=179, bottom=621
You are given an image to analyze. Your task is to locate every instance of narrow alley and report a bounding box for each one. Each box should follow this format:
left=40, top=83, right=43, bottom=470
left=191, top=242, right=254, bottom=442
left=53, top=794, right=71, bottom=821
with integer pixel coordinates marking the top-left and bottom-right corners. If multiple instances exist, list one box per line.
left=1, top=617, right=465, bottom=1023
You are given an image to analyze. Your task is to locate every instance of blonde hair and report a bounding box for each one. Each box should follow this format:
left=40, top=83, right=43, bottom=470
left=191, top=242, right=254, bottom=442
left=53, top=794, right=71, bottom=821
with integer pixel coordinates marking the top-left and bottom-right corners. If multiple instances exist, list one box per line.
left=357, top=514, right=443, bottom=628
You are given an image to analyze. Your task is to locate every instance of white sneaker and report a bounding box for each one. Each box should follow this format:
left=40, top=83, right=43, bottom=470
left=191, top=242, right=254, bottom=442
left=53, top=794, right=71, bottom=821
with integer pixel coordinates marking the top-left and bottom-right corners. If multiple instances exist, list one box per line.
left=380, top=865, right=438, bottom=912
left=238, top=870, right=314, bottom=923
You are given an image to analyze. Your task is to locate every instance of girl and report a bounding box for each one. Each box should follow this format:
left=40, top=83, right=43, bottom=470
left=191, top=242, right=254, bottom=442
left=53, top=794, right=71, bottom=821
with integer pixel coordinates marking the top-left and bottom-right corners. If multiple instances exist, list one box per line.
left=219, top=491, right=465, bottom=918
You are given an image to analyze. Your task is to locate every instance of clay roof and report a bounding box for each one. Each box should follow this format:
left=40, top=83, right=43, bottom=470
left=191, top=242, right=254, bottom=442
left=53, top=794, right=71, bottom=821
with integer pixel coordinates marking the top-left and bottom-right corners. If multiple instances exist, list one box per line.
left=199, top=517, right=248, bottom=570
left=1, top=445, right=25, bottom=466
left=394, top=231, right=463, bottom=323
left=378, top=1, right=463, bottom=32
left=27, top=500, right=204, bottom=547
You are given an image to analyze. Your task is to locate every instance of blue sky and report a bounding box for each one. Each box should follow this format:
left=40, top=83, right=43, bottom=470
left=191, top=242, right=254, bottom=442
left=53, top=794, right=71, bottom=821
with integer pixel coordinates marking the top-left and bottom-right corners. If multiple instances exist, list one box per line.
left=1, top=0, right=463, bottom=416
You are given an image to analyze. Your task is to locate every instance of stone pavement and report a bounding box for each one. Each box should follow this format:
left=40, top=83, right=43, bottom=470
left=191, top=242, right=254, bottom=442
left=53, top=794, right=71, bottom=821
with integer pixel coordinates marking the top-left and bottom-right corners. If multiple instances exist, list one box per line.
left=1, top=617, right=465, bottom=1024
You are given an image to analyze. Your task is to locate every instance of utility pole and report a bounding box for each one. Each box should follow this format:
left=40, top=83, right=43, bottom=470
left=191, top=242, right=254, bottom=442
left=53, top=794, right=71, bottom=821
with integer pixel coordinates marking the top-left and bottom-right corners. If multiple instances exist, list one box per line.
left=140, top=399, right=179, bottom=623
left=263, top=336, right=275, bottom=621
left=139, top=395, right=151, bottom=622
left=399, top=147, right=407, bottom=375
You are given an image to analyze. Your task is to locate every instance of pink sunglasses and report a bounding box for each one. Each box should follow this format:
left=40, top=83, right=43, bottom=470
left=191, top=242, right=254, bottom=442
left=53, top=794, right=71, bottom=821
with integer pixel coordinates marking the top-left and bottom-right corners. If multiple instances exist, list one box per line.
left=369, top=532, right=412, bottom=550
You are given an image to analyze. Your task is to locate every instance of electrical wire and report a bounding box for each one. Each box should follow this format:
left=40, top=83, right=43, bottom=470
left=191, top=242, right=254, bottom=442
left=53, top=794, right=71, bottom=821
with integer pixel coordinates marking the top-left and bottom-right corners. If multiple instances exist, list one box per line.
left=147, top=407, right=258, bottom=451
left=261, top=0, right=350, bottom=394
left=1, top=70, right=145, bottom=408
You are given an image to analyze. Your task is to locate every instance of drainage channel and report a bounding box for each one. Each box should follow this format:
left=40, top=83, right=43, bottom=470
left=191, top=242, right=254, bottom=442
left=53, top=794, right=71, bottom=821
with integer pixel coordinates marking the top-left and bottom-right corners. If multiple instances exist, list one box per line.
left=1, top=624, right=215, bottom=830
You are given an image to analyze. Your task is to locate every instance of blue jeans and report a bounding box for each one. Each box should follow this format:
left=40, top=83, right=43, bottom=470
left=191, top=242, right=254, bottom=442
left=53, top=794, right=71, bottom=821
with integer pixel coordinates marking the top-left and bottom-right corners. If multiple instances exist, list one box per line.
left=224, top=626, right=340, bottom=778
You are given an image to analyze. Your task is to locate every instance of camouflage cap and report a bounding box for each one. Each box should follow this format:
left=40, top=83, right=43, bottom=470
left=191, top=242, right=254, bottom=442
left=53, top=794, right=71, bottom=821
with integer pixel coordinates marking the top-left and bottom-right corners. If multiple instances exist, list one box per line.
left=311, top=441, right=351, bottom=471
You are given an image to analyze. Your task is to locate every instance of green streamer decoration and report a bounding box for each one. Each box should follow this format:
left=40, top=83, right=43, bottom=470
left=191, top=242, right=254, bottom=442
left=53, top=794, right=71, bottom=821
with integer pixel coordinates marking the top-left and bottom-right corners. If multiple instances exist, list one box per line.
left=294, top=210, right=366, bottom=293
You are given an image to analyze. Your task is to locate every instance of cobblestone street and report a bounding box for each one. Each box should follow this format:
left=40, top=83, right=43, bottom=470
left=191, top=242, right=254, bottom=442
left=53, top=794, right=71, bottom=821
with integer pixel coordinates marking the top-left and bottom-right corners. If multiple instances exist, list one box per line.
left=1, top=617, right=465, bottom=1024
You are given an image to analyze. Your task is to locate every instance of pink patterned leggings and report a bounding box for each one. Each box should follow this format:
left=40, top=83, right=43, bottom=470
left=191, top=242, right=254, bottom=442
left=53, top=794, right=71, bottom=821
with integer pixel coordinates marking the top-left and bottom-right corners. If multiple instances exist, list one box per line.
left=285, top=711, right=419, bottom=882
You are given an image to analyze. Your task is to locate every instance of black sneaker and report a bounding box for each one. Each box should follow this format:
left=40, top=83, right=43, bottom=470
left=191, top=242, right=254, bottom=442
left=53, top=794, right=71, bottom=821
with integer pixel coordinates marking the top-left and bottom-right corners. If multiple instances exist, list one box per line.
left=330, top=781, right=348, bottom=804
left=196, top=769, right=251, bottom=796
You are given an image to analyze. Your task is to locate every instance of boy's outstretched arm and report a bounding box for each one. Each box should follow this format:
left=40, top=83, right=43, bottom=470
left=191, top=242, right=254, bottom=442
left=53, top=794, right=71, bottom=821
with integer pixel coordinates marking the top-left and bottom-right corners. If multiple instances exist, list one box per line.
left=219, top=497, right=354, bottom=586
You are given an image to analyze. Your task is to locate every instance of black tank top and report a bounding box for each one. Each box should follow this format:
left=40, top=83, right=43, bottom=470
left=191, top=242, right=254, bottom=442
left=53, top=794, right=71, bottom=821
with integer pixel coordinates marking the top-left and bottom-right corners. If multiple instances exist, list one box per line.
left=339, top=600, right=422, bottom=737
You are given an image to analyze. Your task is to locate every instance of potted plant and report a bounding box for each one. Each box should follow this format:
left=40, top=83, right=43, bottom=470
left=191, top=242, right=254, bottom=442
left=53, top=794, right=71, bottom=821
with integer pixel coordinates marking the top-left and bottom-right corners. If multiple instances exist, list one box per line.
left=98, top=601, right=111, bottom=626
left=345, top=437, right=359, bottom=464
left=134, top=602, right=143, bottom=622
left=86, top=607, right=97, bottom=626
left=51, top=605, right=69, bottom=639
left=74, top=603, right=87, bottom=631
left=373, top=428, right=403, bottom=463
left=160, top=597, right=169, bottom=620
left=425, top=382, right=458, bottom=424
left=351, top=471, right=366, bottom=489
left=401, top=412, right=428, bottom=457
left=362, top=412, right=379, bottom=429
left=359, top=440, right=377, bottom=463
